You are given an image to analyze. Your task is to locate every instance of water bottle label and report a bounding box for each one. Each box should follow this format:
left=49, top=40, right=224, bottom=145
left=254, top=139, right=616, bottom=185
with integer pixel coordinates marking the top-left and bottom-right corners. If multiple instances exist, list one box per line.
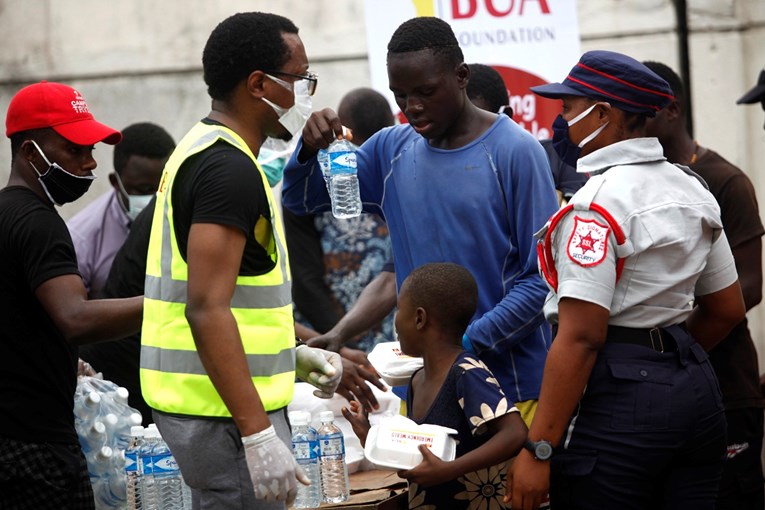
left=293, top=439, right=320, bottom=460
left=151, top=453, right=178, bottom=474
left=141, top=455, right=154, bottom=474
left=320, top=437, right=345, bottom=456
left=125, top=452, right=138, bottom=473
left=329, top=151, right=357, bottom=175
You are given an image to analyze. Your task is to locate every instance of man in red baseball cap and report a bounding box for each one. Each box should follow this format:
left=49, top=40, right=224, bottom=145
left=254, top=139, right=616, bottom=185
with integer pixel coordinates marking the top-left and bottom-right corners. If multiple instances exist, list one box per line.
left=0, top=81, right=142, bottom=509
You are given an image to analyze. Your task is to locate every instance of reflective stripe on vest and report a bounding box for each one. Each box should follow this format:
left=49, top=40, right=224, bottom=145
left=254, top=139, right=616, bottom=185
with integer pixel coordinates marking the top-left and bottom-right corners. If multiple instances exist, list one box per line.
left=140, top=122, right=295, bottom=417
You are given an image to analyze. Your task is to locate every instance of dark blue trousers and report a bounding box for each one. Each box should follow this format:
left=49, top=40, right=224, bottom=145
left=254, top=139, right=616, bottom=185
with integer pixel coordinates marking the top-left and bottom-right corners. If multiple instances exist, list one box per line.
left=550, top=327, right=727, bottom=509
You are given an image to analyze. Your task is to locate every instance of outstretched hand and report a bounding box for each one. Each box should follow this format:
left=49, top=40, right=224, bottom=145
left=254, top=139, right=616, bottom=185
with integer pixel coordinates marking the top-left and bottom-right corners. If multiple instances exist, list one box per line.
left=341, top=400, right=372, bottom=447
left=337, top=356, right=386, bottom=412
left=397, top=444, right=451, bottom=488
left=295, top=345, right=343, bottom=398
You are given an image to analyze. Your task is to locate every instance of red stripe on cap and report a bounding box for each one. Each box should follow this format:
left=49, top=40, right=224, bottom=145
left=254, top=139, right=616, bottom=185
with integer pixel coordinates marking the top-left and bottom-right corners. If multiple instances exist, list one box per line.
left=577, top=62, right=675, bottom=100
left=566, top=75, right=662, bottom=111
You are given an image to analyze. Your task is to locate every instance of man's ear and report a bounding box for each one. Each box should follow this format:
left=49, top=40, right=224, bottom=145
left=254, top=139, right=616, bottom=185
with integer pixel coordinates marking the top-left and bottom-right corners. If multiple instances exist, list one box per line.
left=415, top=307, right=427, bottom=330
left=456, top=62, right=470, bottom=90
left=246, top=70, right=267, bottom=99
left=664, top=99, right=682, bottom=122
left=108, top=172, right=119, bottom=190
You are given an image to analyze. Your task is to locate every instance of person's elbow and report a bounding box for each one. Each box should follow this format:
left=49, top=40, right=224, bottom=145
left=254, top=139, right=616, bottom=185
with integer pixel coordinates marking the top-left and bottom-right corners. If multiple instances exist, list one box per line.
left=700, top=280, right=747, bottom=328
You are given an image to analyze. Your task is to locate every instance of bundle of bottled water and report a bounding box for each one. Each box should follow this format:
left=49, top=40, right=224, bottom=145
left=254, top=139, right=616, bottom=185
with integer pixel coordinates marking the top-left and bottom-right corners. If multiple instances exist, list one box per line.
left=127, top=423, right=191, bottom=510
left=75, top=376, right=191, bottom=509
left=74, top=376, right=143, bottom=509
left=291, top=410, right=350, bottom=509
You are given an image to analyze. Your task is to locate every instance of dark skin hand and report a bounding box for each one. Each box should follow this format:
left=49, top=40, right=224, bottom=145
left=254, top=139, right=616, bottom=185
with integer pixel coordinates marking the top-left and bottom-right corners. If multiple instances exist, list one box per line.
left=342, top=399, right=372, bottom=446
left=337, top=350, right=386, bottom=412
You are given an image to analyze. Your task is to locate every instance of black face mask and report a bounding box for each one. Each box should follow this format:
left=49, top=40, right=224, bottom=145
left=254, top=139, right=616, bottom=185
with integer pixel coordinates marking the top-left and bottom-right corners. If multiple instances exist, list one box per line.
left=29, top=140, right=96, bottom=206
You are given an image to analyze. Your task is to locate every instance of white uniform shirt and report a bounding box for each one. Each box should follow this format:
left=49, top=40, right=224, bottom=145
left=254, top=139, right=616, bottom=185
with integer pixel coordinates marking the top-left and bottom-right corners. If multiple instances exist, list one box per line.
left=543, top=137, right=738, bottom=327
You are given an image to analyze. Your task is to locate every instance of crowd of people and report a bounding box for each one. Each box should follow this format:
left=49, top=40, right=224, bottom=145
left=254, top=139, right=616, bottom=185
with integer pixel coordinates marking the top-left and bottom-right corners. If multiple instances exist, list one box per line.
left=1, top=9, right=764, bottom=510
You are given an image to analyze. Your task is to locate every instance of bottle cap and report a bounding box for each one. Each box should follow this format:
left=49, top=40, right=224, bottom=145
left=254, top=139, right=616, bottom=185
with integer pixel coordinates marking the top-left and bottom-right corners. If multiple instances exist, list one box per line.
left=96, top=446, right=113, bottom=461
left=144, top=427, right=160, bottom=439
left=130, top=425, right=145, bottom=437
left=319, top=410, right=334, bottom=423
left=85, top=391, right=101, bottom=407
left=114, top=387, right=129, bottom=403
left=291, top=411, right=309, bottom=426
left=90, top=421, right=106, bottom=436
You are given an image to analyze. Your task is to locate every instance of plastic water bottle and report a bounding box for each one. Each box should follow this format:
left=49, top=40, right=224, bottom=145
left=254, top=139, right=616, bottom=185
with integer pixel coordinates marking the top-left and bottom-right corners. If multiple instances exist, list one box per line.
left=317, top=411, right=349, bottom=503
left=140, top=426, right=160, bottom=510
left=76, top=391, right=102, bottom=426
left=317, top=147, right=332, bottom=193
left=88, top=445, right=115, bottom=478
left=152, top=432, right=184, bottom=510
left=323, top=138, right=361, bottom=219
left=291, top=411, right=322, bottom=508
left=80, top=420, right=108, bottom=455
left=125, top=426, right=144, bottom=510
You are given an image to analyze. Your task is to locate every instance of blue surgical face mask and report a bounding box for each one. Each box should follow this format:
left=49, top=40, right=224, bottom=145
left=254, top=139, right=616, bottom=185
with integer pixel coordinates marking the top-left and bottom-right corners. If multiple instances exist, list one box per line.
left=551, top=102, right=609, bottom=168
left=113, top=171, right=153, bottom=221
left=29, top=140, right=96, bottom=206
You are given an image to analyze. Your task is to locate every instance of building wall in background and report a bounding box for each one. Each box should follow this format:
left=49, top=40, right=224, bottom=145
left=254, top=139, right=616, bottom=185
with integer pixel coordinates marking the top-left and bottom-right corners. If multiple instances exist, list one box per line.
left=1, top=0, right=764, bottom=366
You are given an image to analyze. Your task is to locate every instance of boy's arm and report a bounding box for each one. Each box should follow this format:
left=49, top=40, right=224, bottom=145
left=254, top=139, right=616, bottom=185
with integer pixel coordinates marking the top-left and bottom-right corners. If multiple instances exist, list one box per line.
left=398, top=412, right=527, bottom=487
left=464, top=138, right=558, bottom=352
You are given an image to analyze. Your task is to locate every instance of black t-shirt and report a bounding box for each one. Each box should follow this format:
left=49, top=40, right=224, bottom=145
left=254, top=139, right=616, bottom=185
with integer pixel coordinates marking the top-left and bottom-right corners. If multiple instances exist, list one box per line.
left=694, top=149, right=765, bottom=410
left=80, top=124, right=275, bottom=422
left=0, top=186, right=81, bottom=444
left=171, top=133, right=274, bottom=275
left=79, top=198, right=156, bottom=424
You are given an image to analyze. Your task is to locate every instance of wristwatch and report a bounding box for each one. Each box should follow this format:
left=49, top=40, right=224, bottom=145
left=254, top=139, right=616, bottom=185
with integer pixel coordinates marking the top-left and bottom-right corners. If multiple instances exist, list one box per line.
left=524, top=439, right=554, bottom=461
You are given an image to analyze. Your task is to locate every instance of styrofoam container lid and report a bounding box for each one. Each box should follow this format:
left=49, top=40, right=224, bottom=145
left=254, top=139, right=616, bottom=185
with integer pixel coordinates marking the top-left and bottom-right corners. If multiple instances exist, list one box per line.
left=367, top=341, right=423, bottom=387
left=364, top=415, right=457, bottom=470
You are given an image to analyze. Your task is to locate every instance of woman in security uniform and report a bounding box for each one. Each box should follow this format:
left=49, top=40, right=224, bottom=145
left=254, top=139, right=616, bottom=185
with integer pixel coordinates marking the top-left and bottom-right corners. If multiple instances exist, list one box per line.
left=506, top=50, right=746, bottom=510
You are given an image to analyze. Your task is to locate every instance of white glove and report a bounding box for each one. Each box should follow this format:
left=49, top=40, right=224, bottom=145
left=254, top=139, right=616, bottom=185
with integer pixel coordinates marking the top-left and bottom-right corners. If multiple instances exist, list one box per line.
left=242, top=425, right=309, bottom=504
left=295, top=345, right=343, bottom=398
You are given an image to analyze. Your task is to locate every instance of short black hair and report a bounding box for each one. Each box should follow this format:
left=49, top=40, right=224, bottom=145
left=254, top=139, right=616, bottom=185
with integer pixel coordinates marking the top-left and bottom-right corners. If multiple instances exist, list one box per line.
left=403, top=262, right=477, bottom=339
left=337, top=88, right=395, bottom=145
left=203, top=12, right=299, bottom=101
left=9, top=128, right=51, bottom=164
left=642, top=61, right=684, bottom=101
left=467, top=63, right=509, bottom=113
left=387, top=17, right=463, bottom=69
left=113, top=122, right=175, bottom=174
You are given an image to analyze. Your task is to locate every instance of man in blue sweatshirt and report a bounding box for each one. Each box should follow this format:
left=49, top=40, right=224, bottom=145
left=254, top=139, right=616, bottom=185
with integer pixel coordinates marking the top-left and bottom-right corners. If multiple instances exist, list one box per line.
left=282, top=17, right=558, bottom=423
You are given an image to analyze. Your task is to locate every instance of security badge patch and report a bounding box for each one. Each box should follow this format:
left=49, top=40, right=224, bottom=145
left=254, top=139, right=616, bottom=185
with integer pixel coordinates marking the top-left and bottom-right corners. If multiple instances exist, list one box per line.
left=566, top=215, right=609, bottom=267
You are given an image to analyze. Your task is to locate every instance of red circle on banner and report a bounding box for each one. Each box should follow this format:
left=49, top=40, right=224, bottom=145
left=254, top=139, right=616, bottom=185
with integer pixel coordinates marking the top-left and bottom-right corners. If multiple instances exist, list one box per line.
left=492, top=65, right=558, bottom=141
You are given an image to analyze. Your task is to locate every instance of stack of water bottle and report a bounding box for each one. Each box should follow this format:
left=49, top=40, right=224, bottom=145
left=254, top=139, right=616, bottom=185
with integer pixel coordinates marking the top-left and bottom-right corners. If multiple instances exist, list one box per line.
left=74, top=376, right=191, bottom=509
left=291, top=410, right=351, bottom=509
left=317, top=135, right=362, bottom=219
left=125, top=423, right=191, bottom=510
left=75, top=376, right=143, bottom=509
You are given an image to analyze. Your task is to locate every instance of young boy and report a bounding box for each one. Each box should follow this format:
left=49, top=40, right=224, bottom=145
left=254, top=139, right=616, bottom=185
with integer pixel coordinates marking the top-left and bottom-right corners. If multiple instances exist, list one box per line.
left=343, top=263, right=527, bottom=509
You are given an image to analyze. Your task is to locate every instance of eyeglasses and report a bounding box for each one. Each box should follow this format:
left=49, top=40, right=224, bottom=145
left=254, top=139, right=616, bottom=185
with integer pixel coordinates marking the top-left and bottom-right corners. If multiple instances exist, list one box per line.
left=263, top=70, right=318, bottom=96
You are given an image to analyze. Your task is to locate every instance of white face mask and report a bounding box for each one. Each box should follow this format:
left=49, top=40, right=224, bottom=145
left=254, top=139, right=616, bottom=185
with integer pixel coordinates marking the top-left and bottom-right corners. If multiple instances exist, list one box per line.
left=113, top=172, right=153, bottom=221
left=262, top=77, right=313, bottom=138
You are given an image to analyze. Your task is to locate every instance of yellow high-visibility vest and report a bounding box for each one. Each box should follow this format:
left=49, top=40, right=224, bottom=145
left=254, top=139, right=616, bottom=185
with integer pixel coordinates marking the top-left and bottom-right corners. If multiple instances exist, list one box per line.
left=140, top=122, right=295, bottom=417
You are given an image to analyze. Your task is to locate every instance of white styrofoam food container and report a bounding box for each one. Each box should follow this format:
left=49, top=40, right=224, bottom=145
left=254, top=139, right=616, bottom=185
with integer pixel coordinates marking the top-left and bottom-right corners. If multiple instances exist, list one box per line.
left=364, top=415, right=457, bottom=470
left=366, top=341, right=424, bottom=387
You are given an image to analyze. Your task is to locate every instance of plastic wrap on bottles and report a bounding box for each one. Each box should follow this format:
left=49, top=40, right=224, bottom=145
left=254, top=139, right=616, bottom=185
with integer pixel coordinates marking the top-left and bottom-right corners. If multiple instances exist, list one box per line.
left=74, top=375, right=144, bottom=509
